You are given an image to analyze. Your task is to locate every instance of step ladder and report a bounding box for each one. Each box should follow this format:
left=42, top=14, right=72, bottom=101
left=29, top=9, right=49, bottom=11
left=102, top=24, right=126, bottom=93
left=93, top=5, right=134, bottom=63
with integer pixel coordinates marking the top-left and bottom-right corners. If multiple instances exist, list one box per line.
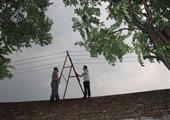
left=59, top=51, right=85, bottom=99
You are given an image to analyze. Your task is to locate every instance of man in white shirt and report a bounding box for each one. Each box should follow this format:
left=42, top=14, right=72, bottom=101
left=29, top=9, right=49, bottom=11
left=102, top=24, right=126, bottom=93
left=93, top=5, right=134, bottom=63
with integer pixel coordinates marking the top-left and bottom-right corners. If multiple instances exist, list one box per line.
left=77, top=65, right=91, bottom=98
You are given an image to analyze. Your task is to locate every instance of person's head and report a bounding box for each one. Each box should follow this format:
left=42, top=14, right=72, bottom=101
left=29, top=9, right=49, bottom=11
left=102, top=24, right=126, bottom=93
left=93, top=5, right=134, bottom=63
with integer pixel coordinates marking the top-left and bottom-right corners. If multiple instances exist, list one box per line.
left=54, top=67, right=59, bottom=72
left=83, top=65, right=87, bottom=70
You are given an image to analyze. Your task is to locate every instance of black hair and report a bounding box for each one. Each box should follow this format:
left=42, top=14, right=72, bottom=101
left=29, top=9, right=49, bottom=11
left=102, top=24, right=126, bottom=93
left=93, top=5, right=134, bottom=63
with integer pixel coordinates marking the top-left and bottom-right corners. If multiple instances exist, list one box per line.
left=54, top=67, right=58, bottom=71
left=83, top=65, right=87, bottom=69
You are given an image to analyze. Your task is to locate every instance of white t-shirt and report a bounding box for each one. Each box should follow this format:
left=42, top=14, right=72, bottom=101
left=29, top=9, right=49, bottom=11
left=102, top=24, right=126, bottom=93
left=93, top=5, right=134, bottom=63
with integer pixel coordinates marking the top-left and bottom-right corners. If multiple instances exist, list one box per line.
left=82, top=69, right=90, bottom=82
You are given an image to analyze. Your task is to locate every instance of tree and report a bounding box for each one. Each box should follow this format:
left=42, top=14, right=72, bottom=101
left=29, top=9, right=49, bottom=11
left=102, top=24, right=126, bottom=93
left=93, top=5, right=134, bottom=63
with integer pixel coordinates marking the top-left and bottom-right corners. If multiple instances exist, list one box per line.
left=0, top=0, right=53, bottom=79
left=63, top=0, right=170, bottom=70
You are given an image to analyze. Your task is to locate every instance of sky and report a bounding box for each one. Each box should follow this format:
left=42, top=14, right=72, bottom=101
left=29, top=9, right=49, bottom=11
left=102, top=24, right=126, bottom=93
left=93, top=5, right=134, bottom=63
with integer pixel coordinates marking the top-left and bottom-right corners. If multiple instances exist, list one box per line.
left=0, top=1, right=169, bottom=103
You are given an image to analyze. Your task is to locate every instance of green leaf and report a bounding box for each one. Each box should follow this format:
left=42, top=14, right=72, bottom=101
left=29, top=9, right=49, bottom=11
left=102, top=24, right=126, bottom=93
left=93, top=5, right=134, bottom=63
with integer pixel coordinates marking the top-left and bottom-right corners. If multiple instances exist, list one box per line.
left=63, top=0, right=170, bottom=70
left=0, top=0, right=53, bottom=79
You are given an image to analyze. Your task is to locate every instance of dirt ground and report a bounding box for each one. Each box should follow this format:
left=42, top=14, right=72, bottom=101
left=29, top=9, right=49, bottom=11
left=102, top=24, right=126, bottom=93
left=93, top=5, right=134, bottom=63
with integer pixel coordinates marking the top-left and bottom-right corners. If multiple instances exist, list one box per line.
left=1, top=89, right=170, bottom=120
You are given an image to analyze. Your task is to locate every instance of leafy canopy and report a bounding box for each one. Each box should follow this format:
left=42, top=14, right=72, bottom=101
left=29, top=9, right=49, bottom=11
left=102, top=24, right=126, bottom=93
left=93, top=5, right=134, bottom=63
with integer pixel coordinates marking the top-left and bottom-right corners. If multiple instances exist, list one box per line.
left=63, top=0, right=170, bottom=70
left=0, top=0, right=53, bottom=79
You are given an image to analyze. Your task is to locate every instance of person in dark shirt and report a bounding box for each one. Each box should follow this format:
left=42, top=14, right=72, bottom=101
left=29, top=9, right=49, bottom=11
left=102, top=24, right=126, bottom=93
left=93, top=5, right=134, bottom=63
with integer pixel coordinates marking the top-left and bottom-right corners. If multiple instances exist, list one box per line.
left=50, top=67, right=60, bottom=103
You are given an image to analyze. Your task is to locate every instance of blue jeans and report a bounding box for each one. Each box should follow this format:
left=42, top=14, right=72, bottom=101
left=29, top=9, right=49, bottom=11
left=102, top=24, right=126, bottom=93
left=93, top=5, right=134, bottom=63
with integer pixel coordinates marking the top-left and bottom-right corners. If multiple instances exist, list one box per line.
left=50, top=80, right=59, bottom=103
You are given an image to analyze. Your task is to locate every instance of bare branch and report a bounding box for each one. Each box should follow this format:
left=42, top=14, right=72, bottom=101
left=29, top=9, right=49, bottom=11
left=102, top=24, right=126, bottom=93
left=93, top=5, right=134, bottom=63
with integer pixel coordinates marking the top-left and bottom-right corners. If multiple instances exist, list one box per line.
left=145, top=46, right=156, bottom=54
left=143, top=55, right=158, bottom=60
left=129, top=2, right=147, bottom=32
left=158, top=31, right=170, bottom=45
left=142, top=0, right=152, bottom=28
left=109, top=28, right=138, bottom=34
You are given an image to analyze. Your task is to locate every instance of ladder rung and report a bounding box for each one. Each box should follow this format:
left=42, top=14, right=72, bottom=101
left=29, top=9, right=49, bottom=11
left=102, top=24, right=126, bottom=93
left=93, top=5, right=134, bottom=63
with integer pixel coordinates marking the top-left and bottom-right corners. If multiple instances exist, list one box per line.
left=64, top=66, right=72, bottom=68
left=70, top=76, right=76, bottom=77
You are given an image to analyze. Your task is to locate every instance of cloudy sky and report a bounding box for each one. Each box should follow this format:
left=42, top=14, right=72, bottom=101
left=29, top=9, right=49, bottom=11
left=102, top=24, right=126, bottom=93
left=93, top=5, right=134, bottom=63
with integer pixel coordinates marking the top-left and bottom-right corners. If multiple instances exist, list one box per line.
left=0, top=1, right=169, bottom=103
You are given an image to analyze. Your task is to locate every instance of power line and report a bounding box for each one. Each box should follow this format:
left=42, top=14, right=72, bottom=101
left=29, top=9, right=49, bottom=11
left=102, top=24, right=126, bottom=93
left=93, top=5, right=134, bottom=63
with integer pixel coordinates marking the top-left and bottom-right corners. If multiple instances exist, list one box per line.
left=12, top=56, right=66, bottom=66
left=12, top=60, right=142, bottom=75
left=69, top=54, right=90, bottom=57
left=11, top=51, right=66, bottom=63
left=11, top=50, right=87, bottom=64
left=11, top=58, right=104, bottom=72
left=11, top=56, right=138, bottom=72
left=68, top=50, right=87, bottom=53
left=12, top=54, right=137, bottom=66
left=12, top=65, right=63, bottom=75
left=50, top=0, right=62, bottom=2
left=73, top=61, right=139, bottom=64
left=73, top=58, right=104, bottom=61
left=11, top=61, right=64, bottom=72
left=12, top=63, right=76, bottom=75
left=11, top=49, right=137, bottom=66
left=9, top=50, right=140, bottom=75
left=11, top=53, right=89, bottom=67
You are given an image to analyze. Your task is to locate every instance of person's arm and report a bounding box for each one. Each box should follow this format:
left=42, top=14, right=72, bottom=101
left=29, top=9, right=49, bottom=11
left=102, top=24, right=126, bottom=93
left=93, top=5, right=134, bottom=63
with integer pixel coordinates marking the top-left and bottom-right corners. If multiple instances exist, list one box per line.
left=76, top=72, right=82, bottom=77
left=81, top=70, right=88, bottom=76
left=56, top=73, right=60, bottom=83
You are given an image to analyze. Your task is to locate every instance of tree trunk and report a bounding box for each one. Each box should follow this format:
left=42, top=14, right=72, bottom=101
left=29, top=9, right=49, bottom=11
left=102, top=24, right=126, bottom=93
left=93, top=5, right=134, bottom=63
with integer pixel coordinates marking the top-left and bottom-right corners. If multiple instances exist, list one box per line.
left=129, top=0, right=170, bottom=70
left=149, top=26, right=170, bottom=70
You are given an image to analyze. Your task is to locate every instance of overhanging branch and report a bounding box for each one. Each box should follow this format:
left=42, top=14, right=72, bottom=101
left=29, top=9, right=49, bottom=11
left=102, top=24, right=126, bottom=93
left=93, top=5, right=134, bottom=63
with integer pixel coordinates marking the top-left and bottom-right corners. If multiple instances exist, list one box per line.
left=158, top=31, right=170, bottom=45
left=109, top=28, right=138, bottom=34
left=142, top=0, right=152, bottom=25
left=129, top=2, right=147, bottom=32
left=143, top=55, right=158, bottom=60
left=145, top=46, right=156, bottom=54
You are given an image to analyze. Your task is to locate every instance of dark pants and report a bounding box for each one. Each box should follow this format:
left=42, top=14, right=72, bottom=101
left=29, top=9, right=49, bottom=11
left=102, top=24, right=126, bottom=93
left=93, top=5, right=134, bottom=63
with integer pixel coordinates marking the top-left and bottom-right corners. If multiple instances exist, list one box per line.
left=50, top=80, right=59, bottom=103
left=83, top=81, right=91, bottom=97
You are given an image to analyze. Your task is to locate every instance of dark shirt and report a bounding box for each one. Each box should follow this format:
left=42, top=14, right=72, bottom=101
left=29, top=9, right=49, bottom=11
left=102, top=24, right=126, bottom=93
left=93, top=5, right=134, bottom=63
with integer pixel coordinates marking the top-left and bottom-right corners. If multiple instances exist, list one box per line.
left=52, top=71, right=58, bottom=80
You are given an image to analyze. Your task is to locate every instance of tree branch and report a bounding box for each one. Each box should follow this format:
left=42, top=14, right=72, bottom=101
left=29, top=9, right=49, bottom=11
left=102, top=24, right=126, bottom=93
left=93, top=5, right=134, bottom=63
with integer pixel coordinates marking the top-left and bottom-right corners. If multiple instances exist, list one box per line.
left=158, top=31, right=170, bottom=45
left=128, top=2, right=147, bottom=32
left=143, top=55, right=158, bottom=60
left=142, top=0, right=152, bottom=26
left=145, top=46, right=156, bottom=54
left=109, top=28, right=138, bottom=34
